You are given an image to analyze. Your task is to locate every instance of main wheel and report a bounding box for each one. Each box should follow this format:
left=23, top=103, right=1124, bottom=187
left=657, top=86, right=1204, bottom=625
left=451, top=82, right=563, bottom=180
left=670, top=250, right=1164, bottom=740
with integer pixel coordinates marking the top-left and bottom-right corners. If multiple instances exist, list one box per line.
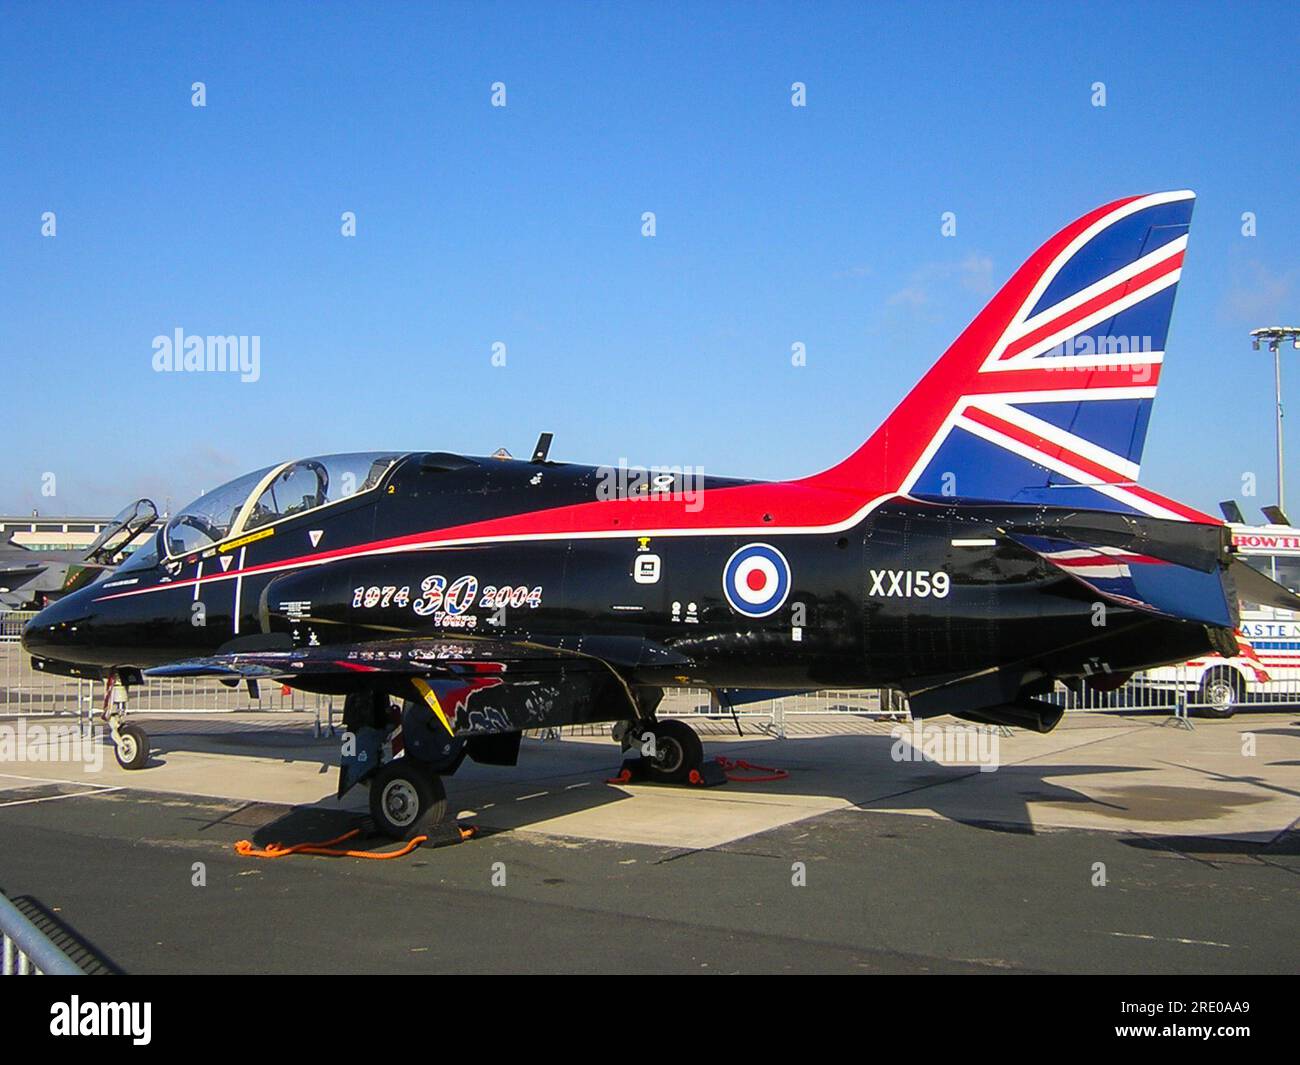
left=114, top=723, right=150, bottom=770
left=1196, top=667, right=1243, bottom=719
left=369, top=760, right=447, bottom=839
left=644, top=719, right=704, bottom=784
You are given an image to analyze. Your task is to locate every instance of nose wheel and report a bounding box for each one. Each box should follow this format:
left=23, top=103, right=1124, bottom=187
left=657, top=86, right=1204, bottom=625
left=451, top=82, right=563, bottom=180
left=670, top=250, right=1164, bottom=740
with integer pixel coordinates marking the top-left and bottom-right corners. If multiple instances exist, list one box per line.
left=113, top=722, right=150, bottom=770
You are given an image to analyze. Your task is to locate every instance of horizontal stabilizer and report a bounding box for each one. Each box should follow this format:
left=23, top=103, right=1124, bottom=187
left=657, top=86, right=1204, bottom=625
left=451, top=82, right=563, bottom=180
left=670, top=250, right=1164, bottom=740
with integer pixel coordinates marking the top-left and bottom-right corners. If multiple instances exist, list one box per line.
left=994, top=505, right=1226, bottom=570
left=1006, top=530, right=1235, bottom=628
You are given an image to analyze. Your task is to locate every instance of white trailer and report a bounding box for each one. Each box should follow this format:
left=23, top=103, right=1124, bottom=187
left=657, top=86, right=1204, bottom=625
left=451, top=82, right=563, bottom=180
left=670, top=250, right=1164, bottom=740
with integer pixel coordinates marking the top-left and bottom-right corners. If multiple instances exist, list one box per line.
left=1142, top=522, right=1300, bottom=716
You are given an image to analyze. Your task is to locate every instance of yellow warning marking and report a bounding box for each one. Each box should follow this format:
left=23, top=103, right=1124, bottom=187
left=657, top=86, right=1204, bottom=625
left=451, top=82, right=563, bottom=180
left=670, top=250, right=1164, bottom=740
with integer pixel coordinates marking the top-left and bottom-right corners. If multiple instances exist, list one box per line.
left=411, top=677, right=454, bottom=734
left=221, top=527, right=274, bottom=552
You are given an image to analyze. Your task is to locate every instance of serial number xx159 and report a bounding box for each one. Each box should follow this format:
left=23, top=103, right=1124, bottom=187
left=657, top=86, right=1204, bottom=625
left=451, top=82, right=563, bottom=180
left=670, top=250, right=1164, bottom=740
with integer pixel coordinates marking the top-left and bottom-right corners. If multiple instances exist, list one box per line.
left=868, top=569, right=950, bottom=599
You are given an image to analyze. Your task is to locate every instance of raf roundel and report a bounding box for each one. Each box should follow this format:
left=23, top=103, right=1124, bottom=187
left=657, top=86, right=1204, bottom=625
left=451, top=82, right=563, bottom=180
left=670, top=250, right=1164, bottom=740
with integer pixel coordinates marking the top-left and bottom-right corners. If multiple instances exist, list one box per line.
left=722, top=543, right=791, bottom=618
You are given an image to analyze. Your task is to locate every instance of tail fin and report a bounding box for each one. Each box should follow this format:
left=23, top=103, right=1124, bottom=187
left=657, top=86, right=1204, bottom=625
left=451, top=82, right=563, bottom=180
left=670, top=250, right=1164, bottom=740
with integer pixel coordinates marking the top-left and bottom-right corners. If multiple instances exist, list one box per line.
left=805, top=191, right=1209, bottom=521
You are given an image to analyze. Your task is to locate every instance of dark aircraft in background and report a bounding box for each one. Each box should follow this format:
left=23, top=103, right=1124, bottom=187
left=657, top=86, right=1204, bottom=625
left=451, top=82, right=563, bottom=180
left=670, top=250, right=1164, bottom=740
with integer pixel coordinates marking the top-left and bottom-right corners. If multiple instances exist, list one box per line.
left=23, top=191, right=1300, bottom=837
left=0, top=499, right=157, bottom=612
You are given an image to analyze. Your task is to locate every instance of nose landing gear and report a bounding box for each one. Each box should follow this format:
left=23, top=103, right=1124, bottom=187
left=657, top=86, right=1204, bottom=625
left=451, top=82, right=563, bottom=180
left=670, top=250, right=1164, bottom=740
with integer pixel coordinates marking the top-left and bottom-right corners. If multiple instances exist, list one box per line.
left=113, top=722, right=150, bottom=770
left=104, top=673, right=150, bottom=770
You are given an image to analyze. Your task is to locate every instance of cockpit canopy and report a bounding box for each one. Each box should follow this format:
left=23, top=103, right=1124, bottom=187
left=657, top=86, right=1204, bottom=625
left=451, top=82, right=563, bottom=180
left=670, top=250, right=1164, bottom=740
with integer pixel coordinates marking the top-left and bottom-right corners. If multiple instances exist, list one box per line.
left=163, top=452, right=401, bottom=558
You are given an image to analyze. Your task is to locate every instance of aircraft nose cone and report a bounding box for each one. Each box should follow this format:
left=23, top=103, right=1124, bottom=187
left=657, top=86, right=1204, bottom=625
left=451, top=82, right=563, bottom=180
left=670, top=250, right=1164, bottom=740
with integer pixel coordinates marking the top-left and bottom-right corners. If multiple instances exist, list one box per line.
left=21, top=596, right=90, bottom=659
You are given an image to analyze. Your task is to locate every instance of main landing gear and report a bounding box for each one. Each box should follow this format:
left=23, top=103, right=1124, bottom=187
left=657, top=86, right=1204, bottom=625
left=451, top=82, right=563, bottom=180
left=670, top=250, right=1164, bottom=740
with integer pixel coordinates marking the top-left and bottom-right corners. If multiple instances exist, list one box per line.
left=368, top=759, right=449, bottom=839
left=342, top=691, right=458, bottom=841
left=104, top=673, right=150, bottom=770
left=614, top=718, right=706, bottom=784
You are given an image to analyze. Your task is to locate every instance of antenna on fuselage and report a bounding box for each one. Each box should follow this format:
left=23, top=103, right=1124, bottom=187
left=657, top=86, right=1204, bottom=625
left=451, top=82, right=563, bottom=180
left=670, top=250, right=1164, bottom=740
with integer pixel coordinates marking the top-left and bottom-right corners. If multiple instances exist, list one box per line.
left=531, top=432, right=554, bottom=463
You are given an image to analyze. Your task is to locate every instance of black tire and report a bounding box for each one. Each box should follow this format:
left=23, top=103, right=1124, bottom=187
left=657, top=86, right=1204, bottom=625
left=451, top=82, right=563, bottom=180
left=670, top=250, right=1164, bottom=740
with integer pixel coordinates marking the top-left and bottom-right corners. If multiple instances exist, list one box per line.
left=644, top=719, right=704, bottom=784
left=369, top=760, right=447, bottom=839
left=1196, top=667, right=1243, bottom=719
left=114, top=723, right=150, bottom=770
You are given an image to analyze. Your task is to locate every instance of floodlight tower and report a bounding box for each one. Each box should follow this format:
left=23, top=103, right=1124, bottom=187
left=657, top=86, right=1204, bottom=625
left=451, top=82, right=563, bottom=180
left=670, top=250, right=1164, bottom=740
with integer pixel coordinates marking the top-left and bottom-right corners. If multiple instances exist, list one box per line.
left=1250, top=326, right=1300, bottom=518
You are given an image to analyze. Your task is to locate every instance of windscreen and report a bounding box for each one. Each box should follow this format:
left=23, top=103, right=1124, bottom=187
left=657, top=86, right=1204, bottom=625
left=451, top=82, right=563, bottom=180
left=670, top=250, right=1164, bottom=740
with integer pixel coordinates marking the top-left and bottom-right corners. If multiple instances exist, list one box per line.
left=85, top=498, right=158, bottom=562
left=165, top=466, right=276, bottom=557
left=243, top=453, right=400, bottom=531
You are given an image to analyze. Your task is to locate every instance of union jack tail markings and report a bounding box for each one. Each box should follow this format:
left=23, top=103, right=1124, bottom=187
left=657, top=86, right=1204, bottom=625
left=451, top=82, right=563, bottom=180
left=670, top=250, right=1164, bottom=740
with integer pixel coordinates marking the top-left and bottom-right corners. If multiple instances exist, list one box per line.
left=892, top=190, right=1207, bottom=521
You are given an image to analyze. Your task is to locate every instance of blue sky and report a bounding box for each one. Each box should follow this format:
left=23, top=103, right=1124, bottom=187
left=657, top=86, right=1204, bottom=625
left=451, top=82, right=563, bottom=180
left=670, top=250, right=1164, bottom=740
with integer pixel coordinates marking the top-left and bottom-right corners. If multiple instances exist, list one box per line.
left=2, top=1, right=1297, bottom=518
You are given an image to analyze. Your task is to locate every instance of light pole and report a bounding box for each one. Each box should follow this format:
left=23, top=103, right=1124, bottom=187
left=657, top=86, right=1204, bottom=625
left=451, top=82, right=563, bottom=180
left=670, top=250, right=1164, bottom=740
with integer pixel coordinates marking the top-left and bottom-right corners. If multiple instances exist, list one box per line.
left=1250, top=326, right=1300, bottom=517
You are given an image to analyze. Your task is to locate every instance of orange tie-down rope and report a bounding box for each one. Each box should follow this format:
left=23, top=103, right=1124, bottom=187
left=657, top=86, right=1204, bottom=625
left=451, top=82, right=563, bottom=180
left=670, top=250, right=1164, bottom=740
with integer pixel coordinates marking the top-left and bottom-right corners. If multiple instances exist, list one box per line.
left=708, top=756, right=790, bottom=783
left=234, top=825, right=477, bottom=860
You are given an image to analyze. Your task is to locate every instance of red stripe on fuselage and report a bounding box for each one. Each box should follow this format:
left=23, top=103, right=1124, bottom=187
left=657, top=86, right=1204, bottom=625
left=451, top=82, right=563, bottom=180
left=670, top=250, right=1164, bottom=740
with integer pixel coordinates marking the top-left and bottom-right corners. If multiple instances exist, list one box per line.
left=91, top=196, right=1221, bottom=607
left=93, top=482, right=884, bottom=602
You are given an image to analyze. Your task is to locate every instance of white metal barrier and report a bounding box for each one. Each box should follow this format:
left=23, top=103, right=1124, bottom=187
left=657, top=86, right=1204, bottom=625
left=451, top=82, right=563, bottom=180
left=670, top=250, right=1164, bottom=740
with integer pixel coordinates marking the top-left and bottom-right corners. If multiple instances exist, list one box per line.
left=1, top=613, right=321, bottom=719
left=1, top=892, right=83, bottom=976
left=0, top=641, right=325, bottom=719
left=4, top=607, right=1295, bottom=724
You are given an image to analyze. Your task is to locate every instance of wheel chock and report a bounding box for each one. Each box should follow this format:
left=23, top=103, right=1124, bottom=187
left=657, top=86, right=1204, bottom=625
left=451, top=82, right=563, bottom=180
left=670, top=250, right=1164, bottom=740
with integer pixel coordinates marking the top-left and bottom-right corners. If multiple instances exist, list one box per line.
left=417, top=819, right=478, bottom=848
left=606, top=758, right=647, bottom=784
left=688, top=760, right=729, bottom=787
left=609, top=758, right=731, bottom=787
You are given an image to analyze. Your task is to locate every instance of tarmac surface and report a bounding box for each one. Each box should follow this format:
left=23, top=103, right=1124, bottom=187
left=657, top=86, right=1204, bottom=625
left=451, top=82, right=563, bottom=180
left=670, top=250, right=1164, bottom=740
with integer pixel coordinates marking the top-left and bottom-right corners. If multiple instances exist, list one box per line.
left=0, top=709, right=1296, bottom=974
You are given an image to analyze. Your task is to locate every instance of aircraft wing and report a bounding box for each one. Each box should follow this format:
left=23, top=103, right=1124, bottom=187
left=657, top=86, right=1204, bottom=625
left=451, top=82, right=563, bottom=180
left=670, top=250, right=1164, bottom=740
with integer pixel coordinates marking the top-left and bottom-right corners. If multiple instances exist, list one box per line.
left=145, top=634, right=657, bottom=737
left=145, top=631, right=688, bottom=681
left=150, top=634, right=594, bottom=679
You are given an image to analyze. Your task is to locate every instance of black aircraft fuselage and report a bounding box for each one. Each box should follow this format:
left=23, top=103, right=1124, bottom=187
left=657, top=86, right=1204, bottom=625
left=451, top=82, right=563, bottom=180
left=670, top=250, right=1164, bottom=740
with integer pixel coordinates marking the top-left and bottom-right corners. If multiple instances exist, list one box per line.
left=25, top=191, right=1290, bottom=832
left=23, top=449, right=1234, bottom=733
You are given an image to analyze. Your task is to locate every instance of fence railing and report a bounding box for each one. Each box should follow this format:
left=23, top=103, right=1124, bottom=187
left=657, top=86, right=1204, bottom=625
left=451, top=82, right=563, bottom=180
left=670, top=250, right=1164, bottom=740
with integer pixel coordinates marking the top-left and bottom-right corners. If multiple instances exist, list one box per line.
left=1, top=892, right=83, bottom=975
left=0, top=610, right=37, bottom=641
left=4, top=606, right=1297, bottom=724
left=1, top=634, right=328, bottom=720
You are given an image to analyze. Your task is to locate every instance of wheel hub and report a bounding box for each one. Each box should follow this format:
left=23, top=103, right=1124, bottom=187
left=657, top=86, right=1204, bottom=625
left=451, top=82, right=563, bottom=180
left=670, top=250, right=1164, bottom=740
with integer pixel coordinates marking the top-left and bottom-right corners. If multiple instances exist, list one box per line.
left=383, top=780, right=419, bottom=826
left=653, top=735, right=684, bottom=774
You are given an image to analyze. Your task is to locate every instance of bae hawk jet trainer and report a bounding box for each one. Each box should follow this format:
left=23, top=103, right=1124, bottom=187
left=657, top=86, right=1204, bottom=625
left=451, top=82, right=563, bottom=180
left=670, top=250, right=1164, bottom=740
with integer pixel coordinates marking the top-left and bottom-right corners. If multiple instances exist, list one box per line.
left=24, top=191, right=1300, bottom=837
